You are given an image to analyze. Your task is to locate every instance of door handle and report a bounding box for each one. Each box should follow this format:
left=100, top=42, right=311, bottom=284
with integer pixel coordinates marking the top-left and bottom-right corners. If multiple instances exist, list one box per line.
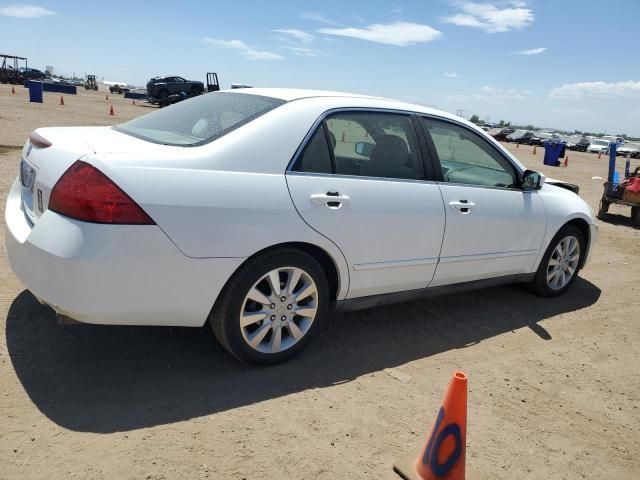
left=449, top=200, right=475, bottom=214
left=310, top=192, right=351, bottom=208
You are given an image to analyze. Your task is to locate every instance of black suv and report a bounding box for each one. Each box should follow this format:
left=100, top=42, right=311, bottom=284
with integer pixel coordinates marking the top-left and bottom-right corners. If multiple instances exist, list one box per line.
left=146, top=76, right=205, bottom=104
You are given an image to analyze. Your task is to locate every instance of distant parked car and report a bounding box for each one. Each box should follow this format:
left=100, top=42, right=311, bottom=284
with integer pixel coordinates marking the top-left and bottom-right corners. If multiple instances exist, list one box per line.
left=488, top=127, right=515, bottom=141
left=19, top=67, right=46, bottom=80
left=616, top=143, right=640, bottom=158
left=566, top=136, right=590, bottom=152
left=506, top=130, right=534, bottom=144
left=109, top=84, right=130, bottom=94
left=530, top=132, right=558, bottom=146
left=146, top=76, right=205, bottom=104
left=587, top=140, right=610, bottom=154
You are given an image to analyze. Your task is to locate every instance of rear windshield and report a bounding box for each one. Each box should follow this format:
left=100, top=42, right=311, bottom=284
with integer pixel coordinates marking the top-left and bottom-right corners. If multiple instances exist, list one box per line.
left=114, top=92, right=286, bottom=146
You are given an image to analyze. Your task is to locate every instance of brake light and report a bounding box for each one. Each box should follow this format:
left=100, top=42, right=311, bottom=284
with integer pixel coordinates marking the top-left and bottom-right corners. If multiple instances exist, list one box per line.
left=29, top=131, right=52, bottom=148
left=49, top=161, right=155, bottom=225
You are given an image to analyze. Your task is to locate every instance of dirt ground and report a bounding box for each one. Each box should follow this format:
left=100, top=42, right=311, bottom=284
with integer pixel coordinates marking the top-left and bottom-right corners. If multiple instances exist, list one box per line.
left=0, top=83, right=638, bottom=480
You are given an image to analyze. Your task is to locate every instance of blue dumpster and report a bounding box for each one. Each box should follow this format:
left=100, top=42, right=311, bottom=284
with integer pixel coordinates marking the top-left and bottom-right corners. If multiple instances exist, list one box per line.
left=543, top=140, right=566, bottom=167
left=28, top=81, right=43, bottom=103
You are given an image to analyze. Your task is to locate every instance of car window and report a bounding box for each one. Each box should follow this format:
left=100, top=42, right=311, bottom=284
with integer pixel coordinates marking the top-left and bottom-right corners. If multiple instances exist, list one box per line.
left=325, top=112, right=423, bottom=180
left=423, top=118, right=517, bottom=188
left=114, top=92, right=285, bottom=146
left=292, top=126, right=333, bottom=174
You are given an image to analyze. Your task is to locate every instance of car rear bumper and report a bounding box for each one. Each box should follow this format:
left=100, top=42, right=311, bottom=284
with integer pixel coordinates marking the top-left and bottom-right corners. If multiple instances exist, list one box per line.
left=5, top=177, right=243, bottom=327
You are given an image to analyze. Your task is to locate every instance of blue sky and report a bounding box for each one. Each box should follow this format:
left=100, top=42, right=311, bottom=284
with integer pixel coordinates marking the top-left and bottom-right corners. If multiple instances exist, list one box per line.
left=1, top=1, right=639, bottom=135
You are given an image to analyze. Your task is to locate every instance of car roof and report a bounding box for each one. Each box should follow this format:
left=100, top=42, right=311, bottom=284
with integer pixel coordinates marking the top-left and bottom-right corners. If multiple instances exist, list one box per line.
left=221, top=87, right=474, bottom=127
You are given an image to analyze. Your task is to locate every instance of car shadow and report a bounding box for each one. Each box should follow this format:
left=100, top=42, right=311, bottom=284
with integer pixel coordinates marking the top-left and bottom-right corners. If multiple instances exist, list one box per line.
left=6, top=278, right=601, bottom=433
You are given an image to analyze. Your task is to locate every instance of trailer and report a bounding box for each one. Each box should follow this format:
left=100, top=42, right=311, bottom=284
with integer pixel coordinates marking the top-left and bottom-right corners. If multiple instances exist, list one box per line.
left=596, top=144, right=640, bottom=226
left=0, top=54, right=27, bottom=84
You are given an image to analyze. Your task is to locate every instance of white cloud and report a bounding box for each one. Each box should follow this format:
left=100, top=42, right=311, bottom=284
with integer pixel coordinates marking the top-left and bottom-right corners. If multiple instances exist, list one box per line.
left=203, top=37, right=283, bottom=60
left=301, top=12, right=339, bottom=26
left=392, top=6, right=404, bottom=15
left=513, top=47, right=546, bottom=55
left=442, top=1, right=534, bottom=33
left=0, top=4, right=55, bottom=18
left=273, top=28, right=314, bottom=44
left=474, top=85, right=530, bottom=102
left=318, top=21, right=442, bottom=46
left=284, top=47, right=321, bottom=57
left=445, top=72, right=458, bottom=78
left=549, top=81, right=640, bottom=99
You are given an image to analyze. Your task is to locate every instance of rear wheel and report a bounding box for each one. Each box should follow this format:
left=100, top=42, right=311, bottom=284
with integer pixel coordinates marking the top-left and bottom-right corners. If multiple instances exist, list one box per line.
left=210, top=248, right=329, bottom=364
left=531, top=225, right=585, bottom=297
left=190, top=85, right=203, bottom=96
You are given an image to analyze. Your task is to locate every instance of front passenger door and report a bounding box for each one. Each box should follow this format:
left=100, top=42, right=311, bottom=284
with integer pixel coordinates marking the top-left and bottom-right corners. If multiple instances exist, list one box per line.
left=422, top=117, right=547, bottom=286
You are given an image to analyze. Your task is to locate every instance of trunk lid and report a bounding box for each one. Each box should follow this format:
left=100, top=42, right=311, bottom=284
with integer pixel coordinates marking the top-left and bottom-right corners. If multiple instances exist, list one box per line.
left=18, top=126, right=162, bottom=224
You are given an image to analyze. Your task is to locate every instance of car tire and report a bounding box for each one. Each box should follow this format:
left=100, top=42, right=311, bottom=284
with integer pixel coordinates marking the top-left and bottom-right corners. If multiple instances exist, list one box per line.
left=530, top=225, right=585, bottom=297
left=209, top=248, right=330, bottom=365
left=190, top=85, right=203, bottom=96
left=158, top=89, right=169, bottom=100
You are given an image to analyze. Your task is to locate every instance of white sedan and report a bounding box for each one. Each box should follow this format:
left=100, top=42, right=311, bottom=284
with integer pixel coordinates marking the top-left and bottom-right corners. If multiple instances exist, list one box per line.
left=5, top=89, right=598, bottom=364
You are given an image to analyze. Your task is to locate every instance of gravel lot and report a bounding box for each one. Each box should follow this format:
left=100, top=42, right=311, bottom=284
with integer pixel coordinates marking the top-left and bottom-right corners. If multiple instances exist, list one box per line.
left=0, top=84, right=638, bottom=479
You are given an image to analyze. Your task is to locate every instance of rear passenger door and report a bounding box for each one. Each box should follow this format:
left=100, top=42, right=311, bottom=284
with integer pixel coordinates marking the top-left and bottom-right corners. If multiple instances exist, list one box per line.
left=286, top=110, right=446, bottom=299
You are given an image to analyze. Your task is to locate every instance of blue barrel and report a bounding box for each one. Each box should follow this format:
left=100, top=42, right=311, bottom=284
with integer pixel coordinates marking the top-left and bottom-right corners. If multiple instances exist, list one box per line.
left=28, top=81, right=43, bottom=103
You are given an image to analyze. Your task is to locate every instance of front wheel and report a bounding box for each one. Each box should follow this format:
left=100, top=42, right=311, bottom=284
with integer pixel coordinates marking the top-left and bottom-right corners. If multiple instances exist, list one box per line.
left=209, top=248, right=329, bottom=364
left=530, top=225, right=585, bottom=297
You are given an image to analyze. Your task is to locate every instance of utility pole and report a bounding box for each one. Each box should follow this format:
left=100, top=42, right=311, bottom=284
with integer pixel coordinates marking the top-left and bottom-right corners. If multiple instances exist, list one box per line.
left=456, top=108, right=465, bottom=118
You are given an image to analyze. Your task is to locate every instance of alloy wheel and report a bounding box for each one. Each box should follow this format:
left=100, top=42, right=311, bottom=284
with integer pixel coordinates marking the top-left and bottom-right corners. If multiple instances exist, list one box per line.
left=239, top=267, right=318, bottom=354
left=546, top=235, right=580, bottom=291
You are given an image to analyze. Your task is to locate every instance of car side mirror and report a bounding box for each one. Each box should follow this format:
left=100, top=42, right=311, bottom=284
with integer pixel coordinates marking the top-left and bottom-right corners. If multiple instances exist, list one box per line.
left=355, top=141, right=374, bottom=157
left=522, top=170, right=545, bottom=190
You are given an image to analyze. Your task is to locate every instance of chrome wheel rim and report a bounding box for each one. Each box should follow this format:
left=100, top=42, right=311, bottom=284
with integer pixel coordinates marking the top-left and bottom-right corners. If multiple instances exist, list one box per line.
left=547, top=235, right=580, bottom=291
left=240, top=267, right=318, bottom=354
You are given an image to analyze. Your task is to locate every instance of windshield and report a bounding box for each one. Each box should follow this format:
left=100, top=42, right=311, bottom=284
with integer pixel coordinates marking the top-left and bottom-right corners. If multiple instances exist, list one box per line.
left=510, top=130, right=526, bottom=136
left=114, top=92, right=286, bottom=146
left=592, top=140, right=608, bottom=146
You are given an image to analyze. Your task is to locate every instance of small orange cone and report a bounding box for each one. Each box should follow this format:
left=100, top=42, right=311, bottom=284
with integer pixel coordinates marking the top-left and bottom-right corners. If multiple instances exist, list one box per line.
left=132, top=100, right=136, bottom=105
left=532, top=146, right=537, bottom=155
left=105, top=94, right=109, bottom=101
left=564, top=156, right=568, bottom=167
left=394, top=372, right=469, bottom=480
left=11, top=86, right=16, bottom=94
left=109, top=105, right=115, bottom=116
left=60, top=96, right=65, bottom=106
left=598, top=151, right=602, bottom=159
left=516, top=143, right=519, bottom=149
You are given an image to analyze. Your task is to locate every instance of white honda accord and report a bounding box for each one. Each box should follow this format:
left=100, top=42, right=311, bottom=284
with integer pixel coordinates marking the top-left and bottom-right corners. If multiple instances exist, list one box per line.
left=6, top=89, right=597, bottom=364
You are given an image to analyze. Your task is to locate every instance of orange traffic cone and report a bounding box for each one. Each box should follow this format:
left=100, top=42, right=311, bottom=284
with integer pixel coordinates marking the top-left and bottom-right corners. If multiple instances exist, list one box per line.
left=132, top=100, right=136, bottom=105
left=11, top=86, right=16, bottom=94
left=564, top=156, right=568, bottom=167
left=109, top=105, right=115, bottom=116
left=394, top=372, right=469, bottom=480
left=516, top=143, right=519, bottom=149
left=598, top=151, right=602, bottom=159
left=532, top=146, right=537, bottom=155
left=60, top=96, right=65, bottom=106
left=105, top=94, right=109, bottom=101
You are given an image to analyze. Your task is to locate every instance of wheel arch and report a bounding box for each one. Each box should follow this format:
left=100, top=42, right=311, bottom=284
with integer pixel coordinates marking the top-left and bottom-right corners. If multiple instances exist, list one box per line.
left=564, top=218, right=591, bottom=268
left=220, top=242, right=343, bottom=304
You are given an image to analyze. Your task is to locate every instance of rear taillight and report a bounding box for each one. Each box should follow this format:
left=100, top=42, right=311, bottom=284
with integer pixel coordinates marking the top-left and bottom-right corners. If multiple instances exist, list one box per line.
left=29, top=131, right=52, bottom=148
left=49, top=161, right=155, bottom=225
